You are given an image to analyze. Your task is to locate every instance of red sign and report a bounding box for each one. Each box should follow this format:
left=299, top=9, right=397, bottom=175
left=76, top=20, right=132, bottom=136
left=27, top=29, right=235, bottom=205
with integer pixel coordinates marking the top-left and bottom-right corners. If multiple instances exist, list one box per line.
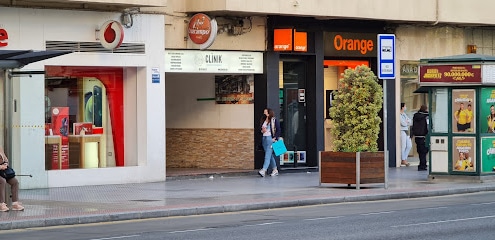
left=51, top=107, right=69, bottom=169
left=0, top=28, right=8, bottom=47
left=99, top=21, right=124, bottom=49
left=420, top=65, right=482, bottom=84
left=188, top=13, right=213, bottom=45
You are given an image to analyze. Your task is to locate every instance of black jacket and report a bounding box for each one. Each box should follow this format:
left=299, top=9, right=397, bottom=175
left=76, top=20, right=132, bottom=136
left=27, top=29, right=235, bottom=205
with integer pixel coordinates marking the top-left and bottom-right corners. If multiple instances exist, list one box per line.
left=412, top=111, right=429, bottom=137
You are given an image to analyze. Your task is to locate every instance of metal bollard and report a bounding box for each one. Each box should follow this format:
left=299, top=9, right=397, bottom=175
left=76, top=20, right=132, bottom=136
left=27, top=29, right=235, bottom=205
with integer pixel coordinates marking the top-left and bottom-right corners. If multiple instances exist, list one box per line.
left=293, top=145, right=298, bottom=168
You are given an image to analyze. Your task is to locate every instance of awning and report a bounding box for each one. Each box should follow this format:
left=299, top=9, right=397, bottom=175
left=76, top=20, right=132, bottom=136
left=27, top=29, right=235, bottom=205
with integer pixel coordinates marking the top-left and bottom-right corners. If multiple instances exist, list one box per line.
left=0, top=50, right=72, bottom=69
left=413, top=86, right=430, bottom=93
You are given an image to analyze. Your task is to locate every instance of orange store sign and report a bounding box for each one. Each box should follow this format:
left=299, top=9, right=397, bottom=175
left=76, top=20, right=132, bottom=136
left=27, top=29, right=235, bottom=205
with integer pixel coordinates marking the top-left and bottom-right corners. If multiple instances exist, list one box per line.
left=324, top=32, right=377, bottom=57
left=274, top=29, right=307, bottom=52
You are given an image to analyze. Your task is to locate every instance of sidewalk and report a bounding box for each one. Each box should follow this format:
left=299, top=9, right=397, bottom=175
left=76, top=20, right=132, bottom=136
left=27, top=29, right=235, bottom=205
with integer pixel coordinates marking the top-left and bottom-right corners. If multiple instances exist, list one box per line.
left=1, top=160, right=495, bottom=230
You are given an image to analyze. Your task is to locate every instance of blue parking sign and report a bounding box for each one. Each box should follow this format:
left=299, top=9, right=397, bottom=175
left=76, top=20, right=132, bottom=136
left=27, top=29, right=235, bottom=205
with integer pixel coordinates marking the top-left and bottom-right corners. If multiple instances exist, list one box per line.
left=377, top=34, right=395, bottom=79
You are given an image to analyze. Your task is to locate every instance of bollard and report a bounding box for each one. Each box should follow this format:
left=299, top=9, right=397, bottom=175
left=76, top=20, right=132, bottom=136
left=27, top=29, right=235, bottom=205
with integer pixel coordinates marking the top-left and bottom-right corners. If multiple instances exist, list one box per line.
left=293, top=145, right=298, bottom=168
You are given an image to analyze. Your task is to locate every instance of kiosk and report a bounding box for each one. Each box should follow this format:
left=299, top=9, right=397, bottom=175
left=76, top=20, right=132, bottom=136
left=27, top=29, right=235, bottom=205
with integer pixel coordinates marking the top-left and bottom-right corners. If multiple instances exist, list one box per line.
left=419, top=54, right=495, bottom=182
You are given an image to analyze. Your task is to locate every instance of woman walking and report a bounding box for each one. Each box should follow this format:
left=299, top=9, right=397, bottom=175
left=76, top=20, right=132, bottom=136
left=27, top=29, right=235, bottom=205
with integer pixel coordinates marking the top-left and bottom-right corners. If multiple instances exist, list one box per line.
left=259, top=108, right=281, bottom=177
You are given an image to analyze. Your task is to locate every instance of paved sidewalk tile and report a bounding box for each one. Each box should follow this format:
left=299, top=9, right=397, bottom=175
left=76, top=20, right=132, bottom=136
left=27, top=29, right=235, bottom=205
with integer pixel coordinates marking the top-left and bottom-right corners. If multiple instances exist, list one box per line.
left=1, top=165, right=494, bottom=230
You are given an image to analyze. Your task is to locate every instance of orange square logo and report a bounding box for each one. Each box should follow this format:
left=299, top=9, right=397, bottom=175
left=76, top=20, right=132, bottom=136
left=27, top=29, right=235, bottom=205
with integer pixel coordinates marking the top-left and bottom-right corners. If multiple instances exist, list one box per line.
left=294, top=30, right=307, bottom=52
left=274, top=29, right=292, bottom=51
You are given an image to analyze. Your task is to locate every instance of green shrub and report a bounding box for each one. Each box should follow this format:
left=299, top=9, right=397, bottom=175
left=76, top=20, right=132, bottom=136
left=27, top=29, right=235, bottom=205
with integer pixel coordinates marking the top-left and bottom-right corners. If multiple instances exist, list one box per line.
left=329, top=65, right=383, bottom=152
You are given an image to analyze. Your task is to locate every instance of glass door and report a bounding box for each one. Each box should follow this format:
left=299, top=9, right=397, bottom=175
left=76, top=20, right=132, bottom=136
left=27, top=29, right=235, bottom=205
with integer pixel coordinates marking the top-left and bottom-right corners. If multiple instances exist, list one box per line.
left=279, top=60, right=307, bottom=167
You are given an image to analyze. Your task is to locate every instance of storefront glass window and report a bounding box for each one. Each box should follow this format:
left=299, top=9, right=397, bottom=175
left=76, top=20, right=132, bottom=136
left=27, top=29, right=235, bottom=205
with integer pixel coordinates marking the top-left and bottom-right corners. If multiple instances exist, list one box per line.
left=44, top=66, right=133, bottom=170
left=431, top=88, right=449, bottom=133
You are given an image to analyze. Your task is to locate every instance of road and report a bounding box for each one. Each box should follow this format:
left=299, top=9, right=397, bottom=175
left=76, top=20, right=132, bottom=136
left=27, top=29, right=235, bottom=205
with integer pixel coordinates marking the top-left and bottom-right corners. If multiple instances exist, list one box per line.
left=2, top=192, right=495, bottom=240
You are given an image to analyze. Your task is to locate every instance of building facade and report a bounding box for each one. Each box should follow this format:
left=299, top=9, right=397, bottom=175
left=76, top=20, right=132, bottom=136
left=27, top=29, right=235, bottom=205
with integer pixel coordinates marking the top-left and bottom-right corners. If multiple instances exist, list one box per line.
left=0, top=1, right=166, bottom=188
left=161, top=0, right=495, bottom=172
left=3, top=0, right=495, bottom=188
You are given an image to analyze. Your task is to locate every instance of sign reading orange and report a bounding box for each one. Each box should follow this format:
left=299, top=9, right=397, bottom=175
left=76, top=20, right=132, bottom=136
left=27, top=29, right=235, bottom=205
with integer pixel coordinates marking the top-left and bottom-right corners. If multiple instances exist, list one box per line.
left=324, top=32, right=377, bottom=57
left=274, top=29, right=307, bottom=52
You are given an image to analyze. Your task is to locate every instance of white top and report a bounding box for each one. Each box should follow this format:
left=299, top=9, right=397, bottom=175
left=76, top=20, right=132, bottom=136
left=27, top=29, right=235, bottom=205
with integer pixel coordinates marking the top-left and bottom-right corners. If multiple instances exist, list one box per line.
left=262, top=121, right=272, bottom=137
left=400, top=112, right=411, bottom=131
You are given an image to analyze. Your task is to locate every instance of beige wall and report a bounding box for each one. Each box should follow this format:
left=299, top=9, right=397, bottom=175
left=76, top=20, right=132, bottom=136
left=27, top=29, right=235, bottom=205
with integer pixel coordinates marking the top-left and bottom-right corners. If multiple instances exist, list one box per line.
left=183, top=0, right=436, bottom=22
left=175, top=0, right=495, bottom=26
left=164, top=15, right=266, bottom=50
left=438, top=0, right=495, bottom=25
left=165, top=73, right=254, bottom=129
left=165, top=73, right=255, bottom=169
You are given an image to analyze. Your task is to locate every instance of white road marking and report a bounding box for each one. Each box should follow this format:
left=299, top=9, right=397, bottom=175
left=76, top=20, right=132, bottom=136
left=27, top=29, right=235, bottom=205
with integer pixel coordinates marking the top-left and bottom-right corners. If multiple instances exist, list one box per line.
left=168, top=222, right=283, bottom=234
left=360, top=211, right=395, bottom=216
left=391, top=215, right=495, bottom=228
left=90, top=235, right=140, bottom=240
left=243, top=222, right=283, bottom=227
left=169, top=228, right=213, bottom=234
left=470, top=202, right=495, bottom=206
left=304, top=216, right=343, bottom=221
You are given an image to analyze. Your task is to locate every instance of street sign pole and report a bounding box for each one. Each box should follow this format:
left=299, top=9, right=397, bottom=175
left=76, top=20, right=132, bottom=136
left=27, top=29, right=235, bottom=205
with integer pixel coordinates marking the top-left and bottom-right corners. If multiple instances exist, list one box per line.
left=378, top=34, right=396, bottom=190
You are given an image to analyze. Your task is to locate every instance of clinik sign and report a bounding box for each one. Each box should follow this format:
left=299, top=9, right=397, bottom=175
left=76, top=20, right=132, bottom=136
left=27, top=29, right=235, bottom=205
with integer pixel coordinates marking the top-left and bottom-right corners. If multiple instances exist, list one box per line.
left=0, top=28, right=8, bottom=47
left=333, top=34, right=373, bottom=55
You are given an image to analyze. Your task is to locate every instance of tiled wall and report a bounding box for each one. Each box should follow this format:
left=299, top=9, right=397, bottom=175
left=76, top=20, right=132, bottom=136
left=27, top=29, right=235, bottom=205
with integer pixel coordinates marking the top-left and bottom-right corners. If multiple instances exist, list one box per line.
left=166, top=128, right=254, bottom=169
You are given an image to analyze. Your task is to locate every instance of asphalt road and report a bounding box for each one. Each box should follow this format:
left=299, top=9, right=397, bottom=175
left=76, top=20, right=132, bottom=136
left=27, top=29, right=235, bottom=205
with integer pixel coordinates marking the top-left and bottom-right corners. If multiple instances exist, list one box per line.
left=2, top=192, right=495, bottom=240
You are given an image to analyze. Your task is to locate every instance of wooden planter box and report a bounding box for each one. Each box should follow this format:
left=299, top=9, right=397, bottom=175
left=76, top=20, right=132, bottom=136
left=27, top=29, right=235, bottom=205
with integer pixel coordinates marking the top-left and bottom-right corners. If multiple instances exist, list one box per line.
left=319, top=151, right=385, bottom=189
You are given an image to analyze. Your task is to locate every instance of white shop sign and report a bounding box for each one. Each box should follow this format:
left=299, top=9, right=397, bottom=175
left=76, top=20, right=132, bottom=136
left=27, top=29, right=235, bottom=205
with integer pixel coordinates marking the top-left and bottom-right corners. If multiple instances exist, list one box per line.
left=165, top=50, right=263, bottom=74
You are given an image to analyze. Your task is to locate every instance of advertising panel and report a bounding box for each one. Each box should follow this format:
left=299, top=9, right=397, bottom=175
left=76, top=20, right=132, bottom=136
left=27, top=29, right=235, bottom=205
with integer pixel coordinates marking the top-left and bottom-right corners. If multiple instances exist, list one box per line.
left=215, top=75, right=254, bottom=104
left=452, top=89, right=475, bottom=133
left=420, top=65, right=482, bottom=84
left=51, top=107, right=69, bottom=169
left=452, top=137, right=475, bottom=172
left=481, top=137, right=495, bottom=173
left=481, top=88, right=495, bottom=133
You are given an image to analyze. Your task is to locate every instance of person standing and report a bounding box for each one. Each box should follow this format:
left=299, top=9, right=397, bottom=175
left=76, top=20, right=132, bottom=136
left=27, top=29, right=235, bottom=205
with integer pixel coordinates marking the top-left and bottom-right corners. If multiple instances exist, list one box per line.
left=413, top=105, right=429, bottom=171
left=0, top=147, right=24, bottom=211
left=259, top=108, right=281, bottom=177
left=400, top=103, right=412, bottom=166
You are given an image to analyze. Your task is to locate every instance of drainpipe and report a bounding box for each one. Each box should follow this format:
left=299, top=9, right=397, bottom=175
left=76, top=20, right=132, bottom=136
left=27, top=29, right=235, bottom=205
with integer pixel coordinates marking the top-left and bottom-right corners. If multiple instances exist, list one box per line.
left=431, top=0, right=439, bottom=26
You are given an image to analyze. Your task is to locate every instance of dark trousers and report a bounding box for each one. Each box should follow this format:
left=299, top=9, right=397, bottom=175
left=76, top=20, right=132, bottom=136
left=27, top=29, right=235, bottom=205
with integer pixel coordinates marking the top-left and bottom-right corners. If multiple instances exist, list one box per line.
left=415, top=137, right=428, bottom=169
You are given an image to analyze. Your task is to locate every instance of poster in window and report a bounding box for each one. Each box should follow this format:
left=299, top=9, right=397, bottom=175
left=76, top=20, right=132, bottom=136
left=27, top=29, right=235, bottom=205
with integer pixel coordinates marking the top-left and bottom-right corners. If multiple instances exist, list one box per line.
left=215, top=75, right=254, bottom=104
left=452, top=89, right=475, bottom=133
left=481, top=137, right=495, bottom=173
left=480, top=88, right=495, bottom=133
left=452, top=137, right=475, bottom=172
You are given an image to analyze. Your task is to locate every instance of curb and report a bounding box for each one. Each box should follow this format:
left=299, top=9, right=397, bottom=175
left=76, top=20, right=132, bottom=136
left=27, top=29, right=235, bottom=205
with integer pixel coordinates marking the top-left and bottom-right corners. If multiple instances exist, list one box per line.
left=2, top=185, right=495, bottom=230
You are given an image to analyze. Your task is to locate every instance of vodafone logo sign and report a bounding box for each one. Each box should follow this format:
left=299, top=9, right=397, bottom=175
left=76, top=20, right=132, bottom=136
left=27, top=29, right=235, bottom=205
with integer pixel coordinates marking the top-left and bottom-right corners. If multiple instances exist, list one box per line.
left=99, top=20, right=124, bottom=49
left=188, top=13, right=218, bottom=50
left=0, top=28, right=8, bottom=47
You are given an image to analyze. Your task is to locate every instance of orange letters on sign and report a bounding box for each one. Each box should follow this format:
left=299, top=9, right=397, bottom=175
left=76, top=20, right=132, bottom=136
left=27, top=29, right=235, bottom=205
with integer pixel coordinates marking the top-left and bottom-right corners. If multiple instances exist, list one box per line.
left=293, top=30, right=307, bottom=52
left=0, top=29, right=8, bottom=47
left=274, top=29, right=292, bottom=51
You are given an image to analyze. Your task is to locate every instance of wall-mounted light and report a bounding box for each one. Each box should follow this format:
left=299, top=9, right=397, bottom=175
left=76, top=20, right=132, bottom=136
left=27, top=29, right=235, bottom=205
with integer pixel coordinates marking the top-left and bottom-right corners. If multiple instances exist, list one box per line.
left=467, top=44, right=477, bottom=54
left=121, top=12, right=133, bottom=28
left=121, top=8, right=140, bottom=29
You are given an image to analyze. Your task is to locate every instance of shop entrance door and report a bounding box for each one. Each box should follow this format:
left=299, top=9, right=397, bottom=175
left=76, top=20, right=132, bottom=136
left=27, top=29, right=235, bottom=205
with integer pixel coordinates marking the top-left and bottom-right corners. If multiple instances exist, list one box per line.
left=280, top=60, right=307, bottom=167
